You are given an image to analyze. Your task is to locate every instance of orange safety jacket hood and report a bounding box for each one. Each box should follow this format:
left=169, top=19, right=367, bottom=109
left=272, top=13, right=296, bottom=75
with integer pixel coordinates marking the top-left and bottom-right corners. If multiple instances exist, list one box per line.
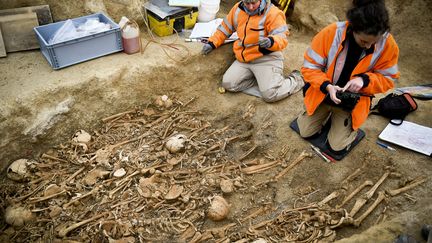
left=208, top=0, right=289, bottom=63
left=301, top=21, right=400, bottom=130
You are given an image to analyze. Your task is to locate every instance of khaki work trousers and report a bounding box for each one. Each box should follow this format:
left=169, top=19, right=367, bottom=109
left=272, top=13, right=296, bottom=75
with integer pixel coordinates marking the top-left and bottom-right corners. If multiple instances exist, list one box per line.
left=222, top=52, right=301, bottom=102
left=297, top=103, right=358, bottom=151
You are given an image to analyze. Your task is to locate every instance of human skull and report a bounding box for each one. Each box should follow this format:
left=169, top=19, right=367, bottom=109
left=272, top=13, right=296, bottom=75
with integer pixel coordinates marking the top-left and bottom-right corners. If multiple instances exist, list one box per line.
left=165, top=134, right=187, bottom=153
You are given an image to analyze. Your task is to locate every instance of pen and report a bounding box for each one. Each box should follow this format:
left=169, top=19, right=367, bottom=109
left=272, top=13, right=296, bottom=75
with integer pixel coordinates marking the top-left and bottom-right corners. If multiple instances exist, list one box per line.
left=321, top=151, right=336, bottom=162
left=184, top=38, right=202, bottom=42
left=376, top=141, right=396, bottom=151
left=184, top=38, right=208, bottom=42
left=310, top=144, right=331, bottom=163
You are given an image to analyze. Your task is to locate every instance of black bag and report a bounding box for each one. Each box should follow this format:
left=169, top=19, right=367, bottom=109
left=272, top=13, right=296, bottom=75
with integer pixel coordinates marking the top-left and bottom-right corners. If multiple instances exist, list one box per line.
left=372, top=93, right=418, bottom=125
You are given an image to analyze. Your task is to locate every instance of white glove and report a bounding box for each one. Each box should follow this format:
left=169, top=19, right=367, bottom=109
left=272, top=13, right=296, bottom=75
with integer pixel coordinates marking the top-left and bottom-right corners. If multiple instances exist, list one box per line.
left=201, top=43, right=213, bottom=55
left=258, top=37, right=272, bottom=48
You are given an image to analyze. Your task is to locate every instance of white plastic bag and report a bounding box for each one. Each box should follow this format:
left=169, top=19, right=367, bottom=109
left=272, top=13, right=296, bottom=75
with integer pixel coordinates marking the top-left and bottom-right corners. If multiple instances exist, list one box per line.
left=49, top=18, right=111, bottom=44
left=77, top=18, right=111, bottom=34
left=49, top=19, right=80, bottom=44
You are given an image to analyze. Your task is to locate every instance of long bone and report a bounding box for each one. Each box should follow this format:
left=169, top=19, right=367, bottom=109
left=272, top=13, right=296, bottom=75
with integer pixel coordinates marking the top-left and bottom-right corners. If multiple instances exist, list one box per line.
left=387, top=177, right=427, bottom=196
left=337, top=180, right=373, bottom=208
left=58, top=212, right=108, bottom=237
left=353, top=191, right=386, bottom=227
left=318, top=191, right=340, bottom=207
left=349, top=171, right=389, bottom=217
left=274, top=151, right=312, bottom=180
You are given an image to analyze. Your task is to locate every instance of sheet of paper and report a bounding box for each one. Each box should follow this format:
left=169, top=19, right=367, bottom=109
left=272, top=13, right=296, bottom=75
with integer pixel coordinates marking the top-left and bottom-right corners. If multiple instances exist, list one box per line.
left=189, top=18, right=223, bottom=38
left=379, top=121, right=432, bottom=156
left=189, top=18, right=239, bottom=44
left=169, top=0, right=199, bottom=7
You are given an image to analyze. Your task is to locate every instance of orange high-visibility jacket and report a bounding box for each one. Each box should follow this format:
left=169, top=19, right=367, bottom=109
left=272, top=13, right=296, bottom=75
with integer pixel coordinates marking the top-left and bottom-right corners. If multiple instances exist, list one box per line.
left=301, top=21, right=400, bottom=130
left=208, top=0, right=289, bottom=63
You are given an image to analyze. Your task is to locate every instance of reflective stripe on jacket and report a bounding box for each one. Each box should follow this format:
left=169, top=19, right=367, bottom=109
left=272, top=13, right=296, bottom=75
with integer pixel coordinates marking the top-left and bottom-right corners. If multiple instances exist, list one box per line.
left=208, top=0, right=289, bottom=63
left=301, top=21, right=399, bottom=130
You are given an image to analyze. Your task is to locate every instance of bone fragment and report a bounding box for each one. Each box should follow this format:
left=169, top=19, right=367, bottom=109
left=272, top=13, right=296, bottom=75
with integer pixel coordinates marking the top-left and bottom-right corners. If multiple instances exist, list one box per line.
left=108, top=180, right=129, bottom=198
left=387, top=177, right=427, bottom=196
left=354, top=191, right=386, bottom=227
left=28, top=190, right=67, bottom=203
left=374, top=206, right=387, bottom=225
left=196, top=134, right=244, bottom=157
left=16, top=180, right=50, bottom=202
left=274, top=151, right=312, bottom=180
left=337, top=180, right=373, bottom=208
left=63, top=186, right=101, bottom=208
left=365, top=172, right=390, bottom=199
left=102, top=109, right=136, bottom=122
left=238, top=145, right=257, bottom=161
left=249, top=219, right=273, bottom=230
left=241, top=160, right=280, bottom=174
left=240, top=207, right=268, bottom=223
left=41, top=153, right=68, bottom=163
left=111, top=131, right=152, bottom=149
left=318, top=191, right=340, bottom=207
left=341, top=167, right=363, bottom=186
left=349, top=171, right=389, bottom=217
left=330, top=216, right=354, bottom=229
left=63, top=167, right=86, bottom=185
left=182, top=96, right=196, bottom=107
left=58, top=212, right=108, bottom=237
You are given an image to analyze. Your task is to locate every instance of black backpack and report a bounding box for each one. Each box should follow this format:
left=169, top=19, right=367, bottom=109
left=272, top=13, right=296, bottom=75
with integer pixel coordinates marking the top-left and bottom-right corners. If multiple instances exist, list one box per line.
left=371, top=93, right=418, bottom=125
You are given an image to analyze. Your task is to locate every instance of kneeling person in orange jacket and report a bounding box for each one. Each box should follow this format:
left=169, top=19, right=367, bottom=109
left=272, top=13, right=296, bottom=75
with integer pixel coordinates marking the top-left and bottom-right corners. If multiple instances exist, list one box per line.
left=201, top=0, right=304, bottom=103
left=297, top=0, right=399, bottom=154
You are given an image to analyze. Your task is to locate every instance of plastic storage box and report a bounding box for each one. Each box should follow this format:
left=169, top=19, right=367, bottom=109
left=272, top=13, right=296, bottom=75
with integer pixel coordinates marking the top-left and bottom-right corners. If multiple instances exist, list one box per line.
left=146, top=7, right=198, bottom=37
left=34, top=12, right=123, bottom=69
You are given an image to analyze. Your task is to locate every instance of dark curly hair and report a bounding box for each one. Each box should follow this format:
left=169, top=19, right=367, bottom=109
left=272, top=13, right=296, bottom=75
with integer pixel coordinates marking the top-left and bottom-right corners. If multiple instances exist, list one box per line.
left=347, top=0, right=390, bottom=35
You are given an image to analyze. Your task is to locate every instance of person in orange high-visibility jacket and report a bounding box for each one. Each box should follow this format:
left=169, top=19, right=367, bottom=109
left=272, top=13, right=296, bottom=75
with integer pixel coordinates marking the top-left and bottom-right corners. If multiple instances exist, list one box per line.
left=297, top=0, right=399, bottom=153
left=201, top=0, right=304, bottom=102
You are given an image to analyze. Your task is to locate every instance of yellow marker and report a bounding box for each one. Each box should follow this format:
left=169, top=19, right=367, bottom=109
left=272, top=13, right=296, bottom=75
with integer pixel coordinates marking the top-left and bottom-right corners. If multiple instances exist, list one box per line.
left=218, top=87, right=226, bottom=94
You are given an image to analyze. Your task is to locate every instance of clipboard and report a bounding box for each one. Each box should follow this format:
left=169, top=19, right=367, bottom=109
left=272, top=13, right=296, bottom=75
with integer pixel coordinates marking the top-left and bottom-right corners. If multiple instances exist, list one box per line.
left=379, top=121, right=432, bottom=156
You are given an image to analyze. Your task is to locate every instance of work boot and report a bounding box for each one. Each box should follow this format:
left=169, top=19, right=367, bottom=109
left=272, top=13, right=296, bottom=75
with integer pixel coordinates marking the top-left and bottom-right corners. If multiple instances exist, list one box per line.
left=288, top=70, right=304, bottom=94
left=421, top=225, right=432, bottom=242
left=394, top=234, right=418, bottom=243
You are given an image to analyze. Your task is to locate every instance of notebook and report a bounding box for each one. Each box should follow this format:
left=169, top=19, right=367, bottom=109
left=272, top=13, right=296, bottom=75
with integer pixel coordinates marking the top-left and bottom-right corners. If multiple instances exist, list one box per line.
left=379, top=121, right=432, bottom=156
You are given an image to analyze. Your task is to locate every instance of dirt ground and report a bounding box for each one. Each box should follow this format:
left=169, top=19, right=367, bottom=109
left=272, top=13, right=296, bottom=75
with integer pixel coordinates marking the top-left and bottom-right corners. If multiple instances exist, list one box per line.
left=0, top=0, right=431, bottom=242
